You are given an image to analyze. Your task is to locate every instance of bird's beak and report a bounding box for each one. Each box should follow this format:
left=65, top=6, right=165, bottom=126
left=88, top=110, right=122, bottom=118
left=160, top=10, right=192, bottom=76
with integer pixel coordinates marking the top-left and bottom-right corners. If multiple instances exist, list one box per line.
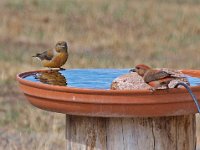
left=129, top=68, right=136, bottom=73
left=60, top=46, right=66, bottom=48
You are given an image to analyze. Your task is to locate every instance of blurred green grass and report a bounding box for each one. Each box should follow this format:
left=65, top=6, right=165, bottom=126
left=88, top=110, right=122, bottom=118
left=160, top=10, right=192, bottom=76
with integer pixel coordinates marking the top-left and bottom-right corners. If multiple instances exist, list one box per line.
left=0, top=0, right=200, bottom=149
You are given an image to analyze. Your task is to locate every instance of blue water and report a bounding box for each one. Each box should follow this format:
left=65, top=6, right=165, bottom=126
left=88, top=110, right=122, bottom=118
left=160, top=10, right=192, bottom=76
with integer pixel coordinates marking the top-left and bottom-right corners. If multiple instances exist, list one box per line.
left=24, top=69, right=200, bottom=89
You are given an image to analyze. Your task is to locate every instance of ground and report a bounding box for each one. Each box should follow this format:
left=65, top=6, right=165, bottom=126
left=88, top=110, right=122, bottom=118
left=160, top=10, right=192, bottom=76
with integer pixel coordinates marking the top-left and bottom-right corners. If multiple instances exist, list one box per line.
left=0, top=0, right=200, bottom=149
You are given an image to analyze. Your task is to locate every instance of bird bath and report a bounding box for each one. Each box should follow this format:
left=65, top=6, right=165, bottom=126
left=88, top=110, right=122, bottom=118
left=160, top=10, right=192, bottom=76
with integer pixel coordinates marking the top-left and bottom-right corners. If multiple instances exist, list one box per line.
left=17, top=69, right=200, bottom=150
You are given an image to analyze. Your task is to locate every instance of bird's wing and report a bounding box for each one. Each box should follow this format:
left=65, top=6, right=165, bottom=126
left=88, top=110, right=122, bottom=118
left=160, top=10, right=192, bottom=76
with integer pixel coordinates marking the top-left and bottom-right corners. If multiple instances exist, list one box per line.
left=34, top=50, right=54, bottom=60
left=161, top=68, right=186, bottom=78
left=144, top=70, right=170, bottom=83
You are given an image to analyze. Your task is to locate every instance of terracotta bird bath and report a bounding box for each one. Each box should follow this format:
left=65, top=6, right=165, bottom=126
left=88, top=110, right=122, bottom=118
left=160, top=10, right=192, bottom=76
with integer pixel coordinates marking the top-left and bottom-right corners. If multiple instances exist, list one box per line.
left=17, top=69, right=200, bottom=150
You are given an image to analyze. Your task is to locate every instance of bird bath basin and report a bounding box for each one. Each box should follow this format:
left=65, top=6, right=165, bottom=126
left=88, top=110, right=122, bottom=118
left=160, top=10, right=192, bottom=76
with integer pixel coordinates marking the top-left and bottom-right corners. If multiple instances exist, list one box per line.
left=17, top=69, right=200, bottom=117
left=16, top=68, right=200, bottom=150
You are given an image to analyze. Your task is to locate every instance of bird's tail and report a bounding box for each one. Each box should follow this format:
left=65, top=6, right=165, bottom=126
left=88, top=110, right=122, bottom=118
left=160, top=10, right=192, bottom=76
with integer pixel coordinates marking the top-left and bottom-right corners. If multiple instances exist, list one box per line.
left=32, top=53, right=42, bottom=60
left=32, top=53, right=40, bottom=57
left=171, top=76, right=190, bottom=86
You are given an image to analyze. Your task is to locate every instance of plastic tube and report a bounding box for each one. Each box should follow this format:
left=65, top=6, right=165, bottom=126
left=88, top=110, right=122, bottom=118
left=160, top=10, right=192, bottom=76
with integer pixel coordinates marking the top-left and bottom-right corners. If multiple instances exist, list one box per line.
left=175, top=82, right=200, bottom=113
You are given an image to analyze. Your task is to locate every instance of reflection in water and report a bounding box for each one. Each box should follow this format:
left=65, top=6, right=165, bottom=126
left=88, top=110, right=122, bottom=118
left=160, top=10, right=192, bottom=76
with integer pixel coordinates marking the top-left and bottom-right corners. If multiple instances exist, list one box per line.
left=35, top=70, right=67, bottom=86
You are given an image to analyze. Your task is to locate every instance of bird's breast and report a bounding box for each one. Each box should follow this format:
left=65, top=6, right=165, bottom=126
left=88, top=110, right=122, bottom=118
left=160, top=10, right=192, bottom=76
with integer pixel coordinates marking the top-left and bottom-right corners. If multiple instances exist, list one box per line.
left=41, top=52, right=68, bottom=68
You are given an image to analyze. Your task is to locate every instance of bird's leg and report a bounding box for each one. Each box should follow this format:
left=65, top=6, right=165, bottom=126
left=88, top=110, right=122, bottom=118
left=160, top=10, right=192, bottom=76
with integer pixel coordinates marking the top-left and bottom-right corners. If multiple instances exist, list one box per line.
left=47, top=67, right=53, bottom=73
left=148, top=87, right=156, bottom=92
left=166, top=84, right=169, bottom=89
left=148, top=83, right=165, bottom=92
left=165, top=84, right=170, bottom=92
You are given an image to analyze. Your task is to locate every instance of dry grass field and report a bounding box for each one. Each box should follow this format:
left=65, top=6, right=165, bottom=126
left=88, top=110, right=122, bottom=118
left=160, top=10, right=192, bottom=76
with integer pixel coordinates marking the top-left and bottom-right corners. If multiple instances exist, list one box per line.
left=0, top=0, right=200, bottom=149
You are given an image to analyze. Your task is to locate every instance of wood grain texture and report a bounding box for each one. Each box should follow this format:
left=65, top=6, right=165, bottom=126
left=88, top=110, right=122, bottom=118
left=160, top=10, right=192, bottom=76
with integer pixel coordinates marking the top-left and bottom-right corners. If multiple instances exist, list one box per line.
left=66, top=115, right=196, bottom=150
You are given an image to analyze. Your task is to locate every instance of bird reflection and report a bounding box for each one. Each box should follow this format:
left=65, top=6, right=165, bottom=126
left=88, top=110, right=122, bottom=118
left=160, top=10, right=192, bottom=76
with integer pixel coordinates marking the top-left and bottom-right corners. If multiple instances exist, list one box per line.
left=35, top=70, right=67, bottom=86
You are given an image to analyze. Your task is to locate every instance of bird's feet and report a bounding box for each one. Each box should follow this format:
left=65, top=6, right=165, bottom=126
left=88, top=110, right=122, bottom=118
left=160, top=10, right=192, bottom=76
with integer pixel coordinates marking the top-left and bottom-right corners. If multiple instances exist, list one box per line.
left=47, top=68, right=54, bottom=73
left=148, top=87, right=156, bottom=92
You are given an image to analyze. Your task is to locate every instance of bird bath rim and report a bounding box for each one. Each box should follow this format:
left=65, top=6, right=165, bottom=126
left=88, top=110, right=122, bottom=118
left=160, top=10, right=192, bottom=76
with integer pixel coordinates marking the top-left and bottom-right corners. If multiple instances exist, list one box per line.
left=17, top=69, right=200, bottom=94
left=16, top=69, right=200, bottom=117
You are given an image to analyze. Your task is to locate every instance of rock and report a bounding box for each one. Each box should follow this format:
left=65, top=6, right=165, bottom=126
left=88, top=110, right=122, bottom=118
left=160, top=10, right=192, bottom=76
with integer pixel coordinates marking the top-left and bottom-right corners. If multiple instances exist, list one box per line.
left=111, top=70, right=189, bottom=90
left=110, top=72, right=151, bottom=90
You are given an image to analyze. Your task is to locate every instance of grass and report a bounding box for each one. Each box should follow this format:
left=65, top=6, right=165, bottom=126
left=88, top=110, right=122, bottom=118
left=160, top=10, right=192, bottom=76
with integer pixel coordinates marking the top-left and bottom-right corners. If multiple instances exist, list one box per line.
left=0, top=0, right=200, bottom=149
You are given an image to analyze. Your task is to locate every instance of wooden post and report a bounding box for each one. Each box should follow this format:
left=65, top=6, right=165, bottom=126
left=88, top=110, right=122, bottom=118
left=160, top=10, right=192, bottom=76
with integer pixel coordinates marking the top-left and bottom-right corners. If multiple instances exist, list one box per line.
left=66, top=115, right=196, bottom=150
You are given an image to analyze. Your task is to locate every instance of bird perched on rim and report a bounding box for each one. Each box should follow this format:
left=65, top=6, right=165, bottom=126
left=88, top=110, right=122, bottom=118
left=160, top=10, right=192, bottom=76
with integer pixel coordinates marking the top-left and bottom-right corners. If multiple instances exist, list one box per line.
left=32, top=41, right=68, bottom=69
left=134, top=64, right=188, bottom=91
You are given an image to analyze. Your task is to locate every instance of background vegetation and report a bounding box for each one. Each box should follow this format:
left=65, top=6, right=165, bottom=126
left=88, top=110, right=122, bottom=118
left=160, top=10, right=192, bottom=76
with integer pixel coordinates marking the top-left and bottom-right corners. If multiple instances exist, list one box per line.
left=0, top=0, right=200, bottom=149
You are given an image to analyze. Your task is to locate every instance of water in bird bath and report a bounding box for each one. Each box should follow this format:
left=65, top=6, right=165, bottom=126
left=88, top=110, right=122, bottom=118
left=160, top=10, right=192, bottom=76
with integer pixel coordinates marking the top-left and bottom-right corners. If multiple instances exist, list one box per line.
left=24, top=69, right=200, bottom=89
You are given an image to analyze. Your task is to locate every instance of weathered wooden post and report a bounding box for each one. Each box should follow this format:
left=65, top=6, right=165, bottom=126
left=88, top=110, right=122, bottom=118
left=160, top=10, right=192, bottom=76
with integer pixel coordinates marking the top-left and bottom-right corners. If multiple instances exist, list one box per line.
left=66, top=115, right=196, bottom=150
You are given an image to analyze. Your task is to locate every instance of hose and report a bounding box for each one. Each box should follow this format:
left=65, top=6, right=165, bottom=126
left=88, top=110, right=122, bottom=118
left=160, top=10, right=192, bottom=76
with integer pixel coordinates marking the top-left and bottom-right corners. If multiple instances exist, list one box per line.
left=174, top=82, right=200, bottom=113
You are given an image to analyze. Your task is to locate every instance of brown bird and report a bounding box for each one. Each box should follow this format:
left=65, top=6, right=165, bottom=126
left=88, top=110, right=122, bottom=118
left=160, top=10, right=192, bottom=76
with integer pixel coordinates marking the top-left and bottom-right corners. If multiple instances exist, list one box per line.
left=32, top=41, right=68, bottom=69
left=135, top=64, right=187, bottom=91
